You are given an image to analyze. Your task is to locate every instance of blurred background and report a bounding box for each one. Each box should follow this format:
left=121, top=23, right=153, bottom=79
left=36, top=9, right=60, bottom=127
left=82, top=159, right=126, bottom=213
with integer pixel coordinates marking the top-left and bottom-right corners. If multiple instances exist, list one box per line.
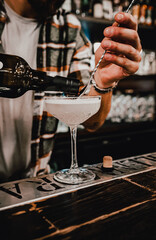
left=51, top=0, right=156, bottom=171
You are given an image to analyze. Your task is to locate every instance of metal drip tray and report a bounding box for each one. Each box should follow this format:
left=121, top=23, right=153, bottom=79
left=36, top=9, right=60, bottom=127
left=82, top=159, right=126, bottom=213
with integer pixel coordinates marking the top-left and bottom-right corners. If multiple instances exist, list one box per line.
left=0, top=152, right=156, bottom=211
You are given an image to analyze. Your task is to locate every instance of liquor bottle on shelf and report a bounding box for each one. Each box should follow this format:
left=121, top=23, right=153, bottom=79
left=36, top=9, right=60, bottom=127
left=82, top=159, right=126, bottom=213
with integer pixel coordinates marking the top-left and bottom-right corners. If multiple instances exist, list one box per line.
left=153, top=1, right=156, bottom=26
left=131, top=0, right=140, bottom=21
left=92, top=0, right=103, bottom=18
left=88, top=0, right=94, bottom=16
left=139, top=0, right=147, bottom=25
left=103, top=0, right=113, bottom=20
left=122, top=0, right=130, bottom=12
left=113, top=0, right=122, bottom=17
left=71, top=0, right=81, bottom=14
left=81, top=0, right=90, bottom=16
left=0, top=53, right=80, bottom=98
left=145, top=0, right=153, bottom=26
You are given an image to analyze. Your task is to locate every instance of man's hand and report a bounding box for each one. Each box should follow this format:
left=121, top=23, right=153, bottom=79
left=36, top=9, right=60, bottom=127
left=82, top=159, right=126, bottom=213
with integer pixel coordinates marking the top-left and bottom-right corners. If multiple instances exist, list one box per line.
left=84, top=12, right=142, bottom=132
left=94, top=12, right=142, bottom=89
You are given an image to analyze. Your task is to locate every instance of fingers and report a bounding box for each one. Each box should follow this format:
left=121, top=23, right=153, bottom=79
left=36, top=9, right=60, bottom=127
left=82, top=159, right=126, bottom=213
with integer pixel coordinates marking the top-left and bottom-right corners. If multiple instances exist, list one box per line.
left=104, top=26, right=142, bottom=51
left=114, top=12, right=138, bottom=30
left=100, top=37, right=141, bottom=75
left=103, top=52, right=140, bottom=75
left=96, top=12, right=142, bottom=78
left=102, top=40, right=142, bottom=62
left=103, top=12, right=142, bottom=52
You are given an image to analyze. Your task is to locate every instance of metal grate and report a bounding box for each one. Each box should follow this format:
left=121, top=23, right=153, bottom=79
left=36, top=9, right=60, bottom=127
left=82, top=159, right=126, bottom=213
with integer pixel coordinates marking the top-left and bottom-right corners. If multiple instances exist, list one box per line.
left=0, top=152, right=156, bottom=211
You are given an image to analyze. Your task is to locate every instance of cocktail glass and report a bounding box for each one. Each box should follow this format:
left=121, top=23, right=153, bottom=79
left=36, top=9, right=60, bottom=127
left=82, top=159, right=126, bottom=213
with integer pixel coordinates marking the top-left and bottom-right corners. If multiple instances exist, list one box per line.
left=44, top=93, right=101, bottom=184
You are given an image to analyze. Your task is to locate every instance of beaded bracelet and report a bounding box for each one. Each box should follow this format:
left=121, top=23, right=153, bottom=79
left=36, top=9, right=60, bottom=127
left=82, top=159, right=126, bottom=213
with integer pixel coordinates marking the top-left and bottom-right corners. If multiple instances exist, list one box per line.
left=92, top=79, right=119, bottom=94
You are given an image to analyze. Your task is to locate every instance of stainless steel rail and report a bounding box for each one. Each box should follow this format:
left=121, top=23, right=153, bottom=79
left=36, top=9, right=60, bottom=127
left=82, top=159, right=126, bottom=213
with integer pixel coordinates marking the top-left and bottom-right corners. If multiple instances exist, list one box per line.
left=0, top=152, right=156, bottom=211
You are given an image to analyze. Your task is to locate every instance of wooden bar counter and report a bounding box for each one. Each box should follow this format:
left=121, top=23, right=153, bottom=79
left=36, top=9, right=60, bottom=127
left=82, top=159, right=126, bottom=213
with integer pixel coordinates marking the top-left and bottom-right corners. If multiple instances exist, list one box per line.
left=0, top=152, right=156, bottom=240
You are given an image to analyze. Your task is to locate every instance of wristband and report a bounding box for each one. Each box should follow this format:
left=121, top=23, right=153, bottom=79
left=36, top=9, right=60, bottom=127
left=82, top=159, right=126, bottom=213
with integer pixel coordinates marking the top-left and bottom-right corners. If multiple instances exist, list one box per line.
left=92, top=79, right=118, bottom=94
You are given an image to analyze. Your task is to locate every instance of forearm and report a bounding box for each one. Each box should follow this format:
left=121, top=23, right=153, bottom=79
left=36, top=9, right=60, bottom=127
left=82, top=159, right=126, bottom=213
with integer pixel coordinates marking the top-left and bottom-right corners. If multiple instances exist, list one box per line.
left=83, top=86, right=112, bottom=132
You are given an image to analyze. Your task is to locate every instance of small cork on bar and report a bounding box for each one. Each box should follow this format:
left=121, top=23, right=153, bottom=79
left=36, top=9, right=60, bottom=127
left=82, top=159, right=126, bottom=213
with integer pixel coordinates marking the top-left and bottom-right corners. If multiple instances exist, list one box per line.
left=101, top=155, right=114, bottom=172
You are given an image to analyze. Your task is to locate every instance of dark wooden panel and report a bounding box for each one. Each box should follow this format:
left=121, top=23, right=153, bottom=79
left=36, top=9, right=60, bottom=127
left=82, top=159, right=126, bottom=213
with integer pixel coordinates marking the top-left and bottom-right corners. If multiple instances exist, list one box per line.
left=1, top=169, right=156, bottom=240
left=128, top=169, right=156, bottom=192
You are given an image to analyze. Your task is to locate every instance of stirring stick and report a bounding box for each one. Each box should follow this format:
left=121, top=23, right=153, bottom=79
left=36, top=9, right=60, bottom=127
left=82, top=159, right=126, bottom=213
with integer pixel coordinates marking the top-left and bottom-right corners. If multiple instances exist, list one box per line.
left=79, top=0, right=137, bottom=97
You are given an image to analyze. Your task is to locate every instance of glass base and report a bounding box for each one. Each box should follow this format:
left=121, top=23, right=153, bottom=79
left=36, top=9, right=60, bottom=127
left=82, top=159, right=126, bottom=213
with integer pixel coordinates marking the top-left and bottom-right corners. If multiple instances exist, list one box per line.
left=53, top=168, right=96, bottom=185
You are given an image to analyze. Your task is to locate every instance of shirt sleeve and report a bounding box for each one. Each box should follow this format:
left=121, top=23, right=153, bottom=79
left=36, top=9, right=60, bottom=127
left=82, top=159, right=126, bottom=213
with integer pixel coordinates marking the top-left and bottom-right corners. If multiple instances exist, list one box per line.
left=68, top=24, right=92, bottom=86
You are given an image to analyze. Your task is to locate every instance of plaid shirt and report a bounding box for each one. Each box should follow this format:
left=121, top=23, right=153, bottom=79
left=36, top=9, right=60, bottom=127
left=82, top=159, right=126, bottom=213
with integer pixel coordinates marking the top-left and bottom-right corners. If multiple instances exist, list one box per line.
left=0, top=1, right=91, bottom=177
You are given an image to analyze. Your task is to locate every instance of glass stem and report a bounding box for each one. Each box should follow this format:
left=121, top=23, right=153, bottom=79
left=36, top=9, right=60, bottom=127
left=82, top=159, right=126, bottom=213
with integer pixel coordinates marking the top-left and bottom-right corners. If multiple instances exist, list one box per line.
left=70, top=126, right=78, bottom=171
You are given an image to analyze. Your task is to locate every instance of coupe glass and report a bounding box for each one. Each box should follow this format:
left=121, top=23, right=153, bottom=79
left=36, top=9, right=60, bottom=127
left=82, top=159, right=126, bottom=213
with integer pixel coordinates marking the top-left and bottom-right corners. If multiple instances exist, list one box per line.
left=44, top=93, right=101, bottom=184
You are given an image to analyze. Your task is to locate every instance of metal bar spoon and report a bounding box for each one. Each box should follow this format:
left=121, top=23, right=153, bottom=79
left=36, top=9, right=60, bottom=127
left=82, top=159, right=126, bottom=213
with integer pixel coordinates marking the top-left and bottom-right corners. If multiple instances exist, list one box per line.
left=79, top=0, right=137, bottom=97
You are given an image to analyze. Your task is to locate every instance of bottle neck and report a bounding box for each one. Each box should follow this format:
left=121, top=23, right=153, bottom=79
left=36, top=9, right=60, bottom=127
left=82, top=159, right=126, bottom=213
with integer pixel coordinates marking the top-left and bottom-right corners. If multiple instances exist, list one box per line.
left=30, top=71, right=81, bottom=95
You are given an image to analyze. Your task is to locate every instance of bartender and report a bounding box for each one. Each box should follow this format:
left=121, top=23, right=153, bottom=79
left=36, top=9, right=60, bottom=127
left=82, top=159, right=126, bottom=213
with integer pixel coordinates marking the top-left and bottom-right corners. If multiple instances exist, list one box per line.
left=0, top=0, right=142, bottom=182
